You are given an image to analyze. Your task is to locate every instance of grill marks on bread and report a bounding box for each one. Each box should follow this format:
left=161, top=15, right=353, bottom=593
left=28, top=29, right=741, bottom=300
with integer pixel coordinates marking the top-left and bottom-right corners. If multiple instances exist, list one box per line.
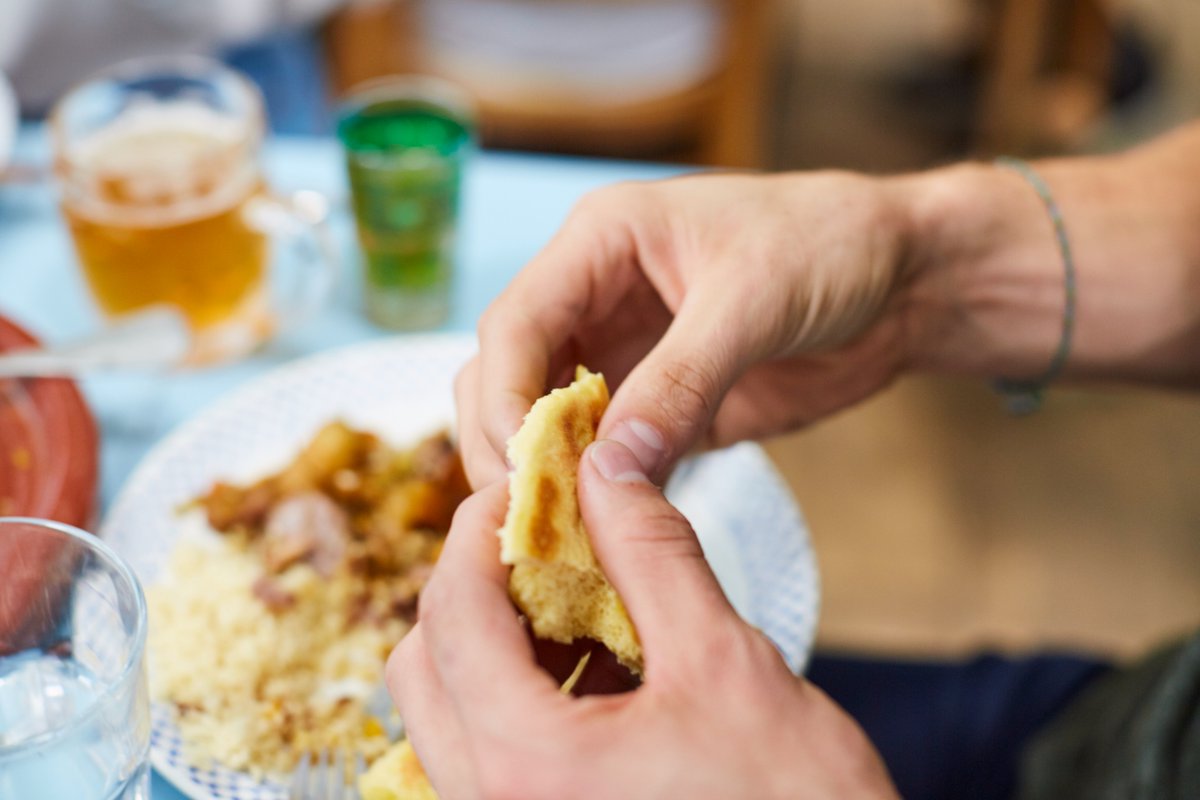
left=530, top=476, right=560, bottom=560
left=497, top=367, right=642, bottom=673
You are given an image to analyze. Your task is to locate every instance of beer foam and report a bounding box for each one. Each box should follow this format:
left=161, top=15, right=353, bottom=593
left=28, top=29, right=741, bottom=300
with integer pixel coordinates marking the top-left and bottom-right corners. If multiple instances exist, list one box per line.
left=67, top=101, right=259, bottom=227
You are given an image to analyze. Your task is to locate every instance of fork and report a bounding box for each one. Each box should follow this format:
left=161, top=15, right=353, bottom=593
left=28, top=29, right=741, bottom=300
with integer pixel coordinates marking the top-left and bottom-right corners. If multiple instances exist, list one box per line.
left=289, top=748, right=366, bottom=800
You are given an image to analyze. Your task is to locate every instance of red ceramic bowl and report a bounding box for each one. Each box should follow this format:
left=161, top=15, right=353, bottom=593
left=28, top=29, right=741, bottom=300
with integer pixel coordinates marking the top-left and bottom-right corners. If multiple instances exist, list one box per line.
left=0, top=316, right=99, bottom=528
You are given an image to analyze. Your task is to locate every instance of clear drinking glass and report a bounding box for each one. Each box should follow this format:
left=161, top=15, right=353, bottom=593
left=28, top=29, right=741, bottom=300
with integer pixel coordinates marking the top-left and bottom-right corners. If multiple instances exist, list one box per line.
left=0, top=518, right=150, bottom=799
left=51, top=55, right=335, bottom=364
left=337, top=76, right=476, bottom=330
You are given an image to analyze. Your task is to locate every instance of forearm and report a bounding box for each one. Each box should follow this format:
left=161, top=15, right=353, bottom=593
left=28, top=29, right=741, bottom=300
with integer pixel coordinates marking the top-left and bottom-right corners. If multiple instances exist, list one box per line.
left=894, top=122, right=1200, bottom=388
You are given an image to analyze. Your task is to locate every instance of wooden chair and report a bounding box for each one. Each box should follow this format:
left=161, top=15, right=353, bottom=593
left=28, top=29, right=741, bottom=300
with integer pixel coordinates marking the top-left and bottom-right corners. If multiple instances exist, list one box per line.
left=323, top=0, right=773, bottom=168
left=976, top=0, right=1114, bottom=156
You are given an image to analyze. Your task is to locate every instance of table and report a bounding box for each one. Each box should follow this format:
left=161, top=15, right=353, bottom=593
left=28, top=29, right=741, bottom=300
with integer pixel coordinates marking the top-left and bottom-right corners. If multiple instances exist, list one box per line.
left=0, top=127, right=681, bottom=799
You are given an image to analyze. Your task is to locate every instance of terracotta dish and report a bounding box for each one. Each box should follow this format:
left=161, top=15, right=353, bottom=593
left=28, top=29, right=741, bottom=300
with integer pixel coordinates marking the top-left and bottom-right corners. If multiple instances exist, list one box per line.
left=0, top=315, right=99, bottom=528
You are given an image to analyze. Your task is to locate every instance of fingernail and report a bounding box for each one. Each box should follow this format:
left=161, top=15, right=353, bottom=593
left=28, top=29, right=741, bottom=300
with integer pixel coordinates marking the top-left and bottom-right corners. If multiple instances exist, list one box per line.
left=607, top=418, right=666, bottom=476
left=589, top=439, right=650, bottom=484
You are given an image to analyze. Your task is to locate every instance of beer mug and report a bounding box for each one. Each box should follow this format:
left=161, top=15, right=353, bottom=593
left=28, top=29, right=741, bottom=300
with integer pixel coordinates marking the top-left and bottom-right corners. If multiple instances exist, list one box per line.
left=50, top=56, right=335, bottom=363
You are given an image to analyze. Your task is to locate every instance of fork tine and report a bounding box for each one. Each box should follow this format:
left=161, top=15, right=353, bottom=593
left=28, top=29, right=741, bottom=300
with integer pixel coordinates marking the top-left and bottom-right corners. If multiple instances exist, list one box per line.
left=291, top=747, right=364, bottom=800
left=290, top=751, right=311, bottom=800
left=333, top=748, right=347, bottom=800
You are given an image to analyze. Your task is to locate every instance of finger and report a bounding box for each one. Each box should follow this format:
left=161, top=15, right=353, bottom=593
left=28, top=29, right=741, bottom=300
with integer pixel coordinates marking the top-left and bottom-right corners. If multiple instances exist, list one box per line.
left=387, top=628, right=479, bottom=798
left=598, top=291, right=752, bottom=482
left=454, top=357, right=509, bottom=489
left=476, top=304, right=554, bottom=465
left=476, top=197, right=641, bottom=466
left=577, top=439, right=737, bottom=672
left=418, top=482, right=562, bottom=731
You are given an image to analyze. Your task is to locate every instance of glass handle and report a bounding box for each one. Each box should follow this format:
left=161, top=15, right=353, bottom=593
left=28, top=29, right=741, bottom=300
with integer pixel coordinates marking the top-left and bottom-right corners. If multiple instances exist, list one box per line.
left=244, top=190, right=339, bottom=335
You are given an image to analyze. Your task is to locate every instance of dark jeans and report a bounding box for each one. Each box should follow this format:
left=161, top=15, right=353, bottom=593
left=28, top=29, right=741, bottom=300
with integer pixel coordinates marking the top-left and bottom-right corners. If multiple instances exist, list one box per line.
left=807, top=651, right=1111, bottom=800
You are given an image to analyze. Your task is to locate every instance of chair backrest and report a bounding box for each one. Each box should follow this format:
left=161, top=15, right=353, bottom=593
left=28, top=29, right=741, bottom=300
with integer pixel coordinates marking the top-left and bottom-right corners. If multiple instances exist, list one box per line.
left=323, top=0, right=773, bottom=167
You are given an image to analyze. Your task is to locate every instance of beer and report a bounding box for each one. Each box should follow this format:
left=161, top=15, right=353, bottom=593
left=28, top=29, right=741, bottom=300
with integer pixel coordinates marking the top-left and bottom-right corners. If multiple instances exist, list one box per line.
left=59, top=105, right=269, bottom=331
left=53, top=57, right=334, bottom=363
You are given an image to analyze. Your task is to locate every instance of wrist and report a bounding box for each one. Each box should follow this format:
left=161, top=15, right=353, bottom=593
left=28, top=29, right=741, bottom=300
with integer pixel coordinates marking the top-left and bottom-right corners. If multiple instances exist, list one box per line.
left=892, top=146, right=1200, bottom=388
left=887, top=161, right=1077, bottom=382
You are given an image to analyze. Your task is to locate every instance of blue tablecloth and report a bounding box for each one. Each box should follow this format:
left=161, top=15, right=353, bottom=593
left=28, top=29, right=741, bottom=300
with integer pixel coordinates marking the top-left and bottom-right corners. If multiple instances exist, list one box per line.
left=0, top=127, right=682, bottom=799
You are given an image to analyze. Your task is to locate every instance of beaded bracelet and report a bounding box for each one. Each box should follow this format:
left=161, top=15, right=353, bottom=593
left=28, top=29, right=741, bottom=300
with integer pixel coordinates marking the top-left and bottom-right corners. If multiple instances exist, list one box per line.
left=992, top=156, right=1077, bottom=415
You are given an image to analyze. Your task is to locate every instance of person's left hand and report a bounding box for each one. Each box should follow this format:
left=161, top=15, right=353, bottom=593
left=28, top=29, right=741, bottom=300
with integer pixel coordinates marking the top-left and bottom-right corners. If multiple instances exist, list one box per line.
left=386, top=439, right=897, bottom=799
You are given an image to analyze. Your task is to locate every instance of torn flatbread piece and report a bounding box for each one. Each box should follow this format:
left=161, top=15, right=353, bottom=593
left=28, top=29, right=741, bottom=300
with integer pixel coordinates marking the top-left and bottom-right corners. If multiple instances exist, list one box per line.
left=498, top=366, right=642, bottom=673
left=358, top=739, right=436, bottom=800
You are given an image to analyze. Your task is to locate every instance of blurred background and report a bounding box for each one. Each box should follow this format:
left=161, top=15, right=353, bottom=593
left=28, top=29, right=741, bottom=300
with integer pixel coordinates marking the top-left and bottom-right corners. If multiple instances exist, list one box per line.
left=4, top=0, right=1199, bottom=663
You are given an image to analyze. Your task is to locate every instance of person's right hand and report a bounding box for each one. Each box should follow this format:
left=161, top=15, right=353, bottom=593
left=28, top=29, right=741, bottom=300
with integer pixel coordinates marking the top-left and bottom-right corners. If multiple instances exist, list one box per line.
left=456, top=172, right=917, bottom=487
left=388, top=439, right=899, bottom=799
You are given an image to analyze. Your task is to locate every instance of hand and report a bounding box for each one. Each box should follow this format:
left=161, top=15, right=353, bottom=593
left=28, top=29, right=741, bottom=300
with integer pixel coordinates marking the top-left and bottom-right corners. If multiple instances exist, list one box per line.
left=387, top=439, right=898, bottom=799
left=455, top=172, right=915, bottom=488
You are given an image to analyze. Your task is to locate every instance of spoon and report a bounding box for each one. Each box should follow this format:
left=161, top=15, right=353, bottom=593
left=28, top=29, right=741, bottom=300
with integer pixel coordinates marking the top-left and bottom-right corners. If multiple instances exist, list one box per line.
left=0, top=307, right=192, bottom=378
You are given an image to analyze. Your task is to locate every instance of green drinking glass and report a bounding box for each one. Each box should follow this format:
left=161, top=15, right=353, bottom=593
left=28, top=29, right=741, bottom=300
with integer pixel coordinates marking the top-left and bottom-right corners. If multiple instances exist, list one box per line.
left=337, top=77, right=475, bottom=330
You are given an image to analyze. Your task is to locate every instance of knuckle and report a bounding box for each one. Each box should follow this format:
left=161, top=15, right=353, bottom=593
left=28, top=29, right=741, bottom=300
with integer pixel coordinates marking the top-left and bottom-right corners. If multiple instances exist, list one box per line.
left=463, top=453, right=504, bottom=492
left=651, top=358, right=722, bottom=425
left=415, top=577, right=446, bottom=627
left=673, top=621, right=779, bottom=688
left=449, top=487, right=489, bottom=529
left=602, top=493, right=703, bottom=559
left=569, top=186, right=614, bottom=220
left=460, top=453, right=491, bottom=493
left=569, top=182, right=639, bottom=223
left=383, top=634, right=427, bottom=718
left=453, top=360, right=474, bottom=398
left=384, top=636, right=412, bottom=688
left=627, top=502, right=694, bottom=543
left=696, top=620, right=750, bottom=668
left=476, top=303, right=502, bottom=340
left=741, top=628, right=789, bottom=675
left=748, top=626, right=783, bottom=657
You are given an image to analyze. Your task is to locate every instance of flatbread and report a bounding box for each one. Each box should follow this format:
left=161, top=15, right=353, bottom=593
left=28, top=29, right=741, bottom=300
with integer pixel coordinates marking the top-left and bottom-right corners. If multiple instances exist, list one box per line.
left=498, top=366, right=642, bottom=673
left=358, top=739, right=436, bottom=800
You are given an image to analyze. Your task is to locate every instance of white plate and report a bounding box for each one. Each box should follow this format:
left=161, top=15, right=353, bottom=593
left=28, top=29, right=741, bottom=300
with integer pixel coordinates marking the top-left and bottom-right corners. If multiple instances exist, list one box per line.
left=102, top=334, right=819, bottom=800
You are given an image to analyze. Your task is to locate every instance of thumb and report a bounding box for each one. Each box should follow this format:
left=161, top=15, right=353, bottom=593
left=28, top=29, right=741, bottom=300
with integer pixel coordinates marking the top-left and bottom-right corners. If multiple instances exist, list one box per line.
left=598, top=296, right=747, bottom=483
left=577, top=439, right=736, bottom=669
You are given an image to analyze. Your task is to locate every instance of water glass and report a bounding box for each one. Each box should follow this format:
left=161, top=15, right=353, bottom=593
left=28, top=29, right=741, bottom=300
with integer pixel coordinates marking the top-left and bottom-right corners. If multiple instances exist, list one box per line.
left=337, top=76, right=475, bottom=330
left=0, top=518, right=149, bottom=800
